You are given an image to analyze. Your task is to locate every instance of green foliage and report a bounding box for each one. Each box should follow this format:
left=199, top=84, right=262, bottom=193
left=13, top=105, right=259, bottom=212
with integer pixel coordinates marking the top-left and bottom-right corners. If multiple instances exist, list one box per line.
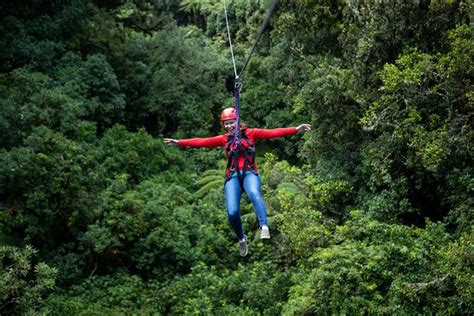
left=0, top=245, right=57, bottom=315
left=0, top=123, right=180, bottom=247
left=358, top=28, right=472, bottom=223
left=294, top=57, right=362, bottom=175
left=261, top=154, right=348, bottom=261
left=0, top=0, right=472, bottom=314
left=76, top=169, right=235, bottom=278
left=157, top=262, right=293, bottom=315
left=0, top=126, right=97, bottom=246
left=55, top=53, right=126, bottom=131
left=41, top=273, right=156, bottom=314
left=339, top=0, right=465, bottom=84
left=284, top=211, right=472, bottom=315
left=0, top=16, right=65, bottom=73
left=195, top=168, right=225, bottom=198
left=90, top=20, right=230, bottom=137
left=94, top=125, right=183, bottom=184
left=0, top=68, right=57, bottom=148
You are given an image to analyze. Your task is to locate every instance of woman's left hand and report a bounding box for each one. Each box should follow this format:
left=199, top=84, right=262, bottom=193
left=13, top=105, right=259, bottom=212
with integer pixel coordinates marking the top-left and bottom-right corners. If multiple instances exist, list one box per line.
left=296, top=124, right=311, bottom=133
left=164, top=138, right=179, bottom=145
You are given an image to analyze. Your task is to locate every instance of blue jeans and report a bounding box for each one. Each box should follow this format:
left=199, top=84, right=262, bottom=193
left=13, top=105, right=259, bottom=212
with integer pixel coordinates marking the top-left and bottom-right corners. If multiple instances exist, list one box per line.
left=224, top=172, right=268, bottom=240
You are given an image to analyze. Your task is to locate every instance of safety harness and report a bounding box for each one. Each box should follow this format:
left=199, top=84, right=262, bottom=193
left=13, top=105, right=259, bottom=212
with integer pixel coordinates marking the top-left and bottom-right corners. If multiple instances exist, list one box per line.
left=224, top=129, right=257, bottom=187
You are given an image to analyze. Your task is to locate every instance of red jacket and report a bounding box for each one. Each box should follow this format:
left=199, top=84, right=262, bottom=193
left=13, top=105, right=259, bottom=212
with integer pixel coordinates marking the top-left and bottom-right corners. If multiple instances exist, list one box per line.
left=177, top=127, right=297, bottom=172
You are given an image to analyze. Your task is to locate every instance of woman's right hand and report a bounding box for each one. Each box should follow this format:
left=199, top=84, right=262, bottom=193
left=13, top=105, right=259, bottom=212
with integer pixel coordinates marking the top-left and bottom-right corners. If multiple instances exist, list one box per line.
left=164, top=138, right=178, bottom=145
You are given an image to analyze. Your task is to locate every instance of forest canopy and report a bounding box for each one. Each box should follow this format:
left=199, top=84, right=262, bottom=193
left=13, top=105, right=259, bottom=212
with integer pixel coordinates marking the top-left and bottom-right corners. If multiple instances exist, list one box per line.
left=0, top=0, right=472, bottom=314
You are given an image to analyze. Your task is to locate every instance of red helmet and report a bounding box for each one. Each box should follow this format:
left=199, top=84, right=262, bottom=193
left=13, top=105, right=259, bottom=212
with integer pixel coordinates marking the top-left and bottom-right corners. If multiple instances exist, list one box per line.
left=220, top=107, right=237, bottom=121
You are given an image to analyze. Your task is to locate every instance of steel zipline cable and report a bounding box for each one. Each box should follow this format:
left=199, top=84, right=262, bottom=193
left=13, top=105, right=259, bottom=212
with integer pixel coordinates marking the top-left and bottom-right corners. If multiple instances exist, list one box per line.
left=223, top=0, right=238, bottom=79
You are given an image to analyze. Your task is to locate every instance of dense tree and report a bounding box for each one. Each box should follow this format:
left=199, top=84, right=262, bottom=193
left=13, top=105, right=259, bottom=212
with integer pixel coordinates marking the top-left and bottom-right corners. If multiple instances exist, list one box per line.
left=0, top=0, right=472, bottom=314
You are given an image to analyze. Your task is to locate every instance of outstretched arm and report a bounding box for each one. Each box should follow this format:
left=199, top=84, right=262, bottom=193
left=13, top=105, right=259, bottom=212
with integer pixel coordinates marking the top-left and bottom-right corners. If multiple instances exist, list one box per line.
left=252, top=124, right=311, bottom=140
left=163, top=135, right=226, bottom=148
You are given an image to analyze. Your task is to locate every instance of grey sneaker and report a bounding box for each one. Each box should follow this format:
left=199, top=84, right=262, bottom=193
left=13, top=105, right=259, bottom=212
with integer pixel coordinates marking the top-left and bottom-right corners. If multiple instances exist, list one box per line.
left=260, top=226, right=270, bottom=239
left=239, top=235, right=248, bottom=257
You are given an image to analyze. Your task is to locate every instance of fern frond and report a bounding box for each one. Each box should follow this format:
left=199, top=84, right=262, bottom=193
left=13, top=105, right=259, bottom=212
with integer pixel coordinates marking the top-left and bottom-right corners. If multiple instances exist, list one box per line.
left=195, top=179, right=223, bottom=197
left=195, top=175, right=223, bottom=186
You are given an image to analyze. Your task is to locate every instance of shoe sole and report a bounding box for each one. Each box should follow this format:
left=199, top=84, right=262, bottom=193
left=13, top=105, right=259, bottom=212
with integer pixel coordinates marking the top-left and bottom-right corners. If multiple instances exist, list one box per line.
left=239, top=237, right=248, bottom=257
left=260, top=230, right=270, bottom=239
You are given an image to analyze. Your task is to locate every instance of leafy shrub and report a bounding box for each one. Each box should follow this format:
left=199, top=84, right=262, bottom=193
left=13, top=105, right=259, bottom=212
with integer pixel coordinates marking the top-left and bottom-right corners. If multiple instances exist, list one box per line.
left=284, top=211, right=473, bottom=315
left=0, top=245, right=57, bottom=315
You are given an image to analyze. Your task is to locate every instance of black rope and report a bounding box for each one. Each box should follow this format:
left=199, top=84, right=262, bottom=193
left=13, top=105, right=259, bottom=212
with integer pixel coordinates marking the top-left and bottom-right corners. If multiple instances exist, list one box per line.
left=238, top=0, right=279, bottom=78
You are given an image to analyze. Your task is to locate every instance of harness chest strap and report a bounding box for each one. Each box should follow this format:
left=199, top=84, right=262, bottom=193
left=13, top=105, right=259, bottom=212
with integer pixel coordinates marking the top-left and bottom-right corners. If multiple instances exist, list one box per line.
left=225, top=130, right=257, bottom=183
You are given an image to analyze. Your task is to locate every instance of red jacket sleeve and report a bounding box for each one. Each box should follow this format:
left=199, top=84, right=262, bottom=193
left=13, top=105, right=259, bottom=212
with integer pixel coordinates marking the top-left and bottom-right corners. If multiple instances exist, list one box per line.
left=250, top=127, right=297, bottom=140
left=177, top=135, right=227, bottom=148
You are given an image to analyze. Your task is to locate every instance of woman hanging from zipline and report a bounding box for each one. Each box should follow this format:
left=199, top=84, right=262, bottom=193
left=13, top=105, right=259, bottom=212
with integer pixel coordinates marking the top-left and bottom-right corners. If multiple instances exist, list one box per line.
left=164, top=108, right=311, bottom=256
left=164, top=0, right=307, bottom=256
